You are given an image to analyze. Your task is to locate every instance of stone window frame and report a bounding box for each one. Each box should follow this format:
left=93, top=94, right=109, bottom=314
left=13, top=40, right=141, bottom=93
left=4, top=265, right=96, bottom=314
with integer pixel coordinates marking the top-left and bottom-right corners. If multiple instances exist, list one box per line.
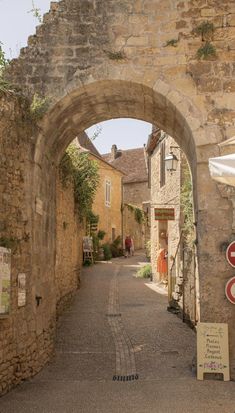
left=105, top=179, right=111, bottom=207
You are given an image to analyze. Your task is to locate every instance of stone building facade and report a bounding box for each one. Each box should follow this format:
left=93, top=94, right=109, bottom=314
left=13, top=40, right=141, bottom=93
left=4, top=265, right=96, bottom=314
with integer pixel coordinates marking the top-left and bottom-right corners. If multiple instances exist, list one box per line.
left=0, top=0, right=235, bottom=392
left=147, top=128, right=198, bottom=324
left=103, top=145, right=150, bottom=249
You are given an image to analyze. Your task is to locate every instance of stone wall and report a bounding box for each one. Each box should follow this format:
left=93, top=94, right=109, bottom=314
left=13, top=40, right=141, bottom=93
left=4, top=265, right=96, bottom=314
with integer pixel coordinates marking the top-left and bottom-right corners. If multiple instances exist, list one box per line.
left=0, top=95, right=55, bottom=395
left=123, top=206, right=145, bottom=250
left=150, top=135, right=182, bottom=281
left=55, top=175, right=84, bottom=316
left=123, top=181, right=150, bottom=249
left=2, top=0, right=235, bottom=383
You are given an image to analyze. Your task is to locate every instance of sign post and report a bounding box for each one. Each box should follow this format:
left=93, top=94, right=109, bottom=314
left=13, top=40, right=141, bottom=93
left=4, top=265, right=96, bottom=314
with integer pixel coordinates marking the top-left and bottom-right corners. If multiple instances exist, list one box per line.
left=197, top=322, right=230, bottom=381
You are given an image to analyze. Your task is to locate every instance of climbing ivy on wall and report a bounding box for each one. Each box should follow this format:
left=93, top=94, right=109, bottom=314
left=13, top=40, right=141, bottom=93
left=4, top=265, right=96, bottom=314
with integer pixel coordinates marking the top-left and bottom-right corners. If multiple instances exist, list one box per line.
left=180, top=162, right=194, bottom=245
left=59, top=144, right=100, bottom=220
left=125, top=203, right=145, bottom=224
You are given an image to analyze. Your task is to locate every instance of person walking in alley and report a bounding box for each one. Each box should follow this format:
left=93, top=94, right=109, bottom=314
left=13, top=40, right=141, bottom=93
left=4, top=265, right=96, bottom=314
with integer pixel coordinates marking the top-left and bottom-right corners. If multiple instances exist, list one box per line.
left=125, top=235, right=132, bottom=257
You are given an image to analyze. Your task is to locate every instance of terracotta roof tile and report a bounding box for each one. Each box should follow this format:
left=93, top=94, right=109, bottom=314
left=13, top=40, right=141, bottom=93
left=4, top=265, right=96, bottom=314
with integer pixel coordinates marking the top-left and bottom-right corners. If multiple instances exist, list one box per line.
left=102, top=147, right=148, bottom=183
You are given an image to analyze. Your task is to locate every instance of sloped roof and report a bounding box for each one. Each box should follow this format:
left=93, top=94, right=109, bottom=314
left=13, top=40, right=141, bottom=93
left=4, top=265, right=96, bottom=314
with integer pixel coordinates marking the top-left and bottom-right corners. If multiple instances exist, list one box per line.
left=76, top=132, right=101, bottom=158
left=75, top=133, right=124, bottom=176
left=102, top=147, right=148, bottom=184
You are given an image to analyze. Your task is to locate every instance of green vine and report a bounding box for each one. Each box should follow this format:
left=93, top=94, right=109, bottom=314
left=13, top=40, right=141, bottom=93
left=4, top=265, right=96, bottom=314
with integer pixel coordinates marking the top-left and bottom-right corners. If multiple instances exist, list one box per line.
left=0, top=42, right=14, bottom=96
left=59, top=144, right=100, bottom=220
left=193, top=21, right=214, bottom=41
left=196, top=42, right=216, bottom=60
left=104, top=50, right=126, bottom=61
left=0, top=236, right=20, bottom=251
left=125, top=203, right=145, bottom=224
left=180, top=163, right=194, bottom=245
left=30, top=93, right=50, bottom=120
left=164, top=39, right=178, bottom=47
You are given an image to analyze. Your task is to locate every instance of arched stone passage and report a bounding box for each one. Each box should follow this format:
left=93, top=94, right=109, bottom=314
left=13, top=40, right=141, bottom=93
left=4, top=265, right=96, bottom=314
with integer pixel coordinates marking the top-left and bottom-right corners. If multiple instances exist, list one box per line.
left=1, top=0, right=235, bottom=391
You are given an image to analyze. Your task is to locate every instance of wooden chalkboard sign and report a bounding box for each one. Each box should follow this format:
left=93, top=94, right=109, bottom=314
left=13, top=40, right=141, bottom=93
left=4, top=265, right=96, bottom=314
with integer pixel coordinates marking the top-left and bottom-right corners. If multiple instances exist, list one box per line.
left=197, top=322, right=230, bottom=381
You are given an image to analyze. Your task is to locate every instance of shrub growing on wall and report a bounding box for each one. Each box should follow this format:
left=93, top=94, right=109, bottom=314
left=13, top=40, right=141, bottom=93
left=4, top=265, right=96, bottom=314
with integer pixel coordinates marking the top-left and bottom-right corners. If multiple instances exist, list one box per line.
left=59, top=143, right=100, bottom=220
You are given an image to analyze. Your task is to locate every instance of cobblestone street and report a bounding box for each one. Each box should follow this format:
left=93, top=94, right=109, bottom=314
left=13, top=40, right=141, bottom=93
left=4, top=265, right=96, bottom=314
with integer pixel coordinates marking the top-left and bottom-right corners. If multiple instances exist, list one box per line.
left=0, top=252, right=235, bottom=413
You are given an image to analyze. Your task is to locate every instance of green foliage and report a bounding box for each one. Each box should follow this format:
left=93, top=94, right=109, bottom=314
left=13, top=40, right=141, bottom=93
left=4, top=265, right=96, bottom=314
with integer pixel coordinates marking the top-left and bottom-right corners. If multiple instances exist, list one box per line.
left=180, top=163, right=194, bottom=245
left=90, top=125, right=102, bottom=141
left=103, top=243, right=112, bottom=261
left=30, top=94, right=50, bottom=120
left=196, top=42, right=216, bottom=60
left=110, top=236, right=123, bottom=258
left=104, top=50, right=126, bottom=60
left=125, top=203, right=145, bottom=224
left=83, top=259, right=92, bottom=267
left=0, top=236, right=19, bottom=250
left=136, top=264, right=152, bottom=279
left=59, top=144, right=100, bottom=220
left=165, top=39, right=178, bottom=47
left=97, top=230, right=106, bottom=240
left=0, top=42, right=9, bottom=71
left=193, top=21, right=214, bottom=40
left=28, top=1, right=42, bottom=23
left=0, top=42, right=14, bottom=95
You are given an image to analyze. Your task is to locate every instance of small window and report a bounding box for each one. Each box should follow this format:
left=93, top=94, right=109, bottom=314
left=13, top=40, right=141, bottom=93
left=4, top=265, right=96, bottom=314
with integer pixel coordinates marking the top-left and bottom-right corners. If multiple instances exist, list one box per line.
left=112, top=227, right=116, bottom=242
left=105, top=180, right=111, bottom=207
left=160, top=141, right=166, bottom=187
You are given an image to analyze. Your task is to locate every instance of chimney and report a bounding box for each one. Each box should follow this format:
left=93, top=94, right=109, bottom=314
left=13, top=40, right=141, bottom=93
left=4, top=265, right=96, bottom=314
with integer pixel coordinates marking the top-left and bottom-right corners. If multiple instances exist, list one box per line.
left=111, top=144, right=118, bottom=160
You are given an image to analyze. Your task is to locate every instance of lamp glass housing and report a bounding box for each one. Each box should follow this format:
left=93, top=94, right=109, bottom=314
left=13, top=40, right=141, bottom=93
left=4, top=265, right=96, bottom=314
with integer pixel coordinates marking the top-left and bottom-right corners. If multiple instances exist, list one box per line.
left=164, top=152, right=178, bottom=172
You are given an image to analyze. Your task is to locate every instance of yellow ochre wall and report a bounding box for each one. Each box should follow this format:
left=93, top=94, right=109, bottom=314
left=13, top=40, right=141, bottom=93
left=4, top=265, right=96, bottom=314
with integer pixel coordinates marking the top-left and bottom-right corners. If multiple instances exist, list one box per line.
left=90, top=154, right=123, bottom=244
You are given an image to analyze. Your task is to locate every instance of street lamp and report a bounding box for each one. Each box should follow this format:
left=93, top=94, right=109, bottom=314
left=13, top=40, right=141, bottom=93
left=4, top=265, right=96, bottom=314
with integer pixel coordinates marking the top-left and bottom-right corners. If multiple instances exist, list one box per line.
left=164, top=148, right=179, bottom=172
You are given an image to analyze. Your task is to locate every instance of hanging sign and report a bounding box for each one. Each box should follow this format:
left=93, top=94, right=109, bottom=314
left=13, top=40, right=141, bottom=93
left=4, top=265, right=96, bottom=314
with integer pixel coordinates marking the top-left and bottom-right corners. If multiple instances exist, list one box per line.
left=226, top=241, right=235, bottom=267
left=154, top=208, right=175, bottom=221
left=0, top=247, right=11, bottom=316
left=225, top=277, right=235, bottom=304
left=197, top=322, right=230, bottom=381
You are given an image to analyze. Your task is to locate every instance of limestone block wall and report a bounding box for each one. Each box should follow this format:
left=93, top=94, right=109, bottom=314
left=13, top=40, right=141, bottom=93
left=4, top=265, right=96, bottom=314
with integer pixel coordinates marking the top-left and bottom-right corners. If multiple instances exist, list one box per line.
left=0, top=95, right=55, bottom=395
left=123, top=182, right=150, bottom=208
left=123, top=206, right=145, bottom=250
left=55, top=176, right=84, bottom=316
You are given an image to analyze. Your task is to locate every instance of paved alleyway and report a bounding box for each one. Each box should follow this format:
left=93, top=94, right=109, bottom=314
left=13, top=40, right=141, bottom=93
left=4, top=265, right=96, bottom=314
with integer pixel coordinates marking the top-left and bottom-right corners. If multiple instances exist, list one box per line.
left=0, top=252, right=235, bottom=413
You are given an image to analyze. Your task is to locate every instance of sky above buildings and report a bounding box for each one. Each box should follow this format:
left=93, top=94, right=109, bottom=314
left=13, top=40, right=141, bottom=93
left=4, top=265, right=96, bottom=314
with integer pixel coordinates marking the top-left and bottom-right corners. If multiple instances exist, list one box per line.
left=0, top=0, right=152, bottom=153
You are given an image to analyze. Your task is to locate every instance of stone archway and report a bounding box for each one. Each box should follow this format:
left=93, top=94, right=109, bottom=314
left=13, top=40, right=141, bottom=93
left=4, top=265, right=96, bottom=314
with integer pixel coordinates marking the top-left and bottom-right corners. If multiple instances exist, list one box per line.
left=1, top=0, right=235, bottom=392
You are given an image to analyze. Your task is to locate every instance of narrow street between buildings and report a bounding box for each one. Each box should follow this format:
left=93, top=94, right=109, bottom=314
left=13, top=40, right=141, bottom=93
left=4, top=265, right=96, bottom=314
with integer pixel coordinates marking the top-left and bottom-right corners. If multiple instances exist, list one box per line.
left=0, top=252, right=235, bottom=413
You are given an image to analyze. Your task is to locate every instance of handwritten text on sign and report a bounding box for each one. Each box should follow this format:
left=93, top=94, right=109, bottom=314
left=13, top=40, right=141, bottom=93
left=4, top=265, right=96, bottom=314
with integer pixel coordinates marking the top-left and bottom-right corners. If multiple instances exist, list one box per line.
left=197, top=322, right=230, bottom=381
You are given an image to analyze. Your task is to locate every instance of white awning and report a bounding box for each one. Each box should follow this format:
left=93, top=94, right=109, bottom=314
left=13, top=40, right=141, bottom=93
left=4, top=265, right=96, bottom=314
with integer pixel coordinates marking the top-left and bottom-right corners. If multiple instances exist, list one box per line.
left=209, top=154, right=235, bottom=187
